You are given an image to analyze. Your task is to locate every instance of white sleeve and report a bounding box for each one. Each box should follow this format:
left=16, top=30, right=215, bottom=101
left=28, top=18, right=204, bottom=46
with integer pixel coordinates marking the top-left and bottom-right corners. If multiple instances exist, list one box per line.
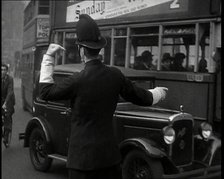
left=148, top=88, right=162, bottom=105
left=39, top=54, right=55, bottom=83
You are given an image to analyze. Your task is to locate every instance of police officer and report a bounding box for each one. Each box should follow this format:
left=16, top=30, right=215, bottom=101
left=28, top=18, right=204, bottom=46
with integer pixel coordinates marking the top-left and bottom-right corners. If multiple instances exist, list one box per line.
left=39, top=14, right=168, bottom=179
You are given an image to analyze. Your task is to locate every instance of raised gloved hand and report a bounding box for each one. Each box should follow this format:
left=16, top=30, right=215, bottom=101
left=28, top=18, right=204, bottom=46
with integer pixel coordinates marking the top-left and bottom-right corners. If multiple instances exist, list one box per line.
left=46, top=43, right=66, bottom=57
left=40, top=44, right=65, bottom=83
left=148, top=87, right=168, bottom=105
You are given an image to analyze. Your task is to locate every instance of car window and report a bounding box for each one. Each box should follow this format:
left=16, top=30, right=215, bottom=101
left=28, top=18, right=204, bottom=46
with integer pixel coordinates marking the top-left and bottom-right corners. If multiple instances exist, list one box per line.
left=35, top=73, right=71, bottom=107
left=47, top=74, right=71, bottom=107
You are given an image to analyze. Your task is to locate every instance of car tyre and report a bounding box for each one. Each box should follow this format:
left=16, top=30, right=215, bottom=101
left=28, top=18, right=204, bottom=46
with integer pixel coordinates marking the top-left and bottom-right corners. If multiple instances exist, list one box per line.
left=122, top=150, right=164, bottom=179
left=29, top=128, right=52, bottom=171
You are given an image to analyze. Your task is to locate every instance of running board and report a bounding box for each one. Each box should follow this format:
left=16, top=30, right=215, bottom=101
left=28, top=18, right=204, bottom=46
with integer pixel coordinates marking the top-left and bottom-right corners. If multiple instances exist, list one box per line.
left=48, top=154, right=67, bottom=162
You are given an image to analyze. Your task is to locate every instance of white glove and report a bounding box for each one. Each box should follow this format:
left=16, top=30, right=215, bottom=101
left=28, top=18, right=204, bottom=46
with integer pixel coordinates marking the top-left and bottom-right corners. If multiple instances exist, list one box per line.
left=39, top=44, right=65, bottom=83
left=148, top=87, right=168, bottom=105
left=46, top=43, right=65, bottom=57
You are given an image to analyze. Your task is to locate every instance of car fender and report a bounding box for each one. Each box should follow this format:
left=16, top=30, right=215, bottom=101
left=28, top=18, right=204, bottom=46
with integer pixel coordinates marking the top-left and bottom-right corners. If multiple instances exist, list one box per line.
left=24, top=117, right=52, bottom=148
left=194, top=134, right=221, bottom=166
left=119, top=137, right=166, bottom=158
left=119, top=137, right=179, bottom=174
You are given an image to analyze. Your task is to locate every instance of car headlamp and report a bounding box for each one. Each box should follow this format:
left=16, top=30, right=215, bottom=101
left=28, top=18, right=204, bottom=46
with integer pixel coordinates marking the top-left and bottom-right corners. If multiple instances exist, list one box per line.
left=199, top=122, right=212, bottom=139
left=163, top=126, right=175, bottom=144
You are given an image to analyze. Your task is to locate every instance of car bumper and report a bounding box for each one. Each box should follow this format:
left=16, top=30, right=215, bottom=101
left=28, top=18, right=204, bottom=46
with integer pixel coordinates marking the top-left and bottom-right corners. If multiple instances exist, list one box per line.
left=162, top=165, right=221, bottom=179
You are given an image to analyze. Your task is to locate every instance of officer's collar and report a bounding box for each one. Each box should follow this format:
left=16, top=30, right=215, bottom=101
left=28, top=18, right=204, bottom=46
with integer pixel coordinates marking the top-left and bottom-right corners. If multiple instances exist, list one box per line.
left=84, top=59, right=102, bottom=66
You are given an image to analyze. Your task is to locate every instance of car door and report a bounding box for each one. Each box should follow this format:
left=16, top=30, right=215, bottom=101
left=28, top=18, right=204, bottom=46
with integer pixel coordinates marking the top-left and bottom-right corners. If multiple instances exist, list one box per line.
left=45, top=73, right=71, bottom=156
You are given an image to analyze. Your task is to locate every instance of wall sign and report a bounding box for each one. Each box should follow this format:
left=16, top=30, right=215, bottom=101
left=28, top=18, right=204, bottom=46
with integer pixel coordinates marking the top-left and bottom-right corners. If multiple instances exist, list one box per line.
left=37, top=18, right=50, bottom=40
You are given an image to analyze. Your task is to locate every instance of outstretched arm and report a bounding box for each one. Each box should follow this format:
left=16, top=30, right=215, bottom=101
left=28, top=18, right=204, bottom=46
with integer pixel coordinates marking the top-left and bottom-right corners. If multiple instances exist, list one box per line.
left=120, top=74, right=168, bottom=106
left=39, top=44, right=78, bottom=101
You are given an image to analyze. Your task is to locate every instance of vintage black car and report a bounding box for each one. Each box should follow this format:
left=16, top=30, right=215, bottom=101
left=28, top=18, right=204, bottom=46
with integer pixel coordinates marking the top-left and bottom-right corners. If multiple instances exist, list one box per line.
left=20, top=64, right=221, bottom=179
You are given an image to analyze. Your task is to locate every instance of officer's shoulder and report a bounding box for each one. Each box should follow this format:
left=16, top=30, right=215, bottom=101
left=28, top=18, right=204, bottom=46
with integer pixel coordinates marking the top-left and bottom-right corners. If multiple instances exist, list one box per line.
left=107, top=66, right=123, bottom=75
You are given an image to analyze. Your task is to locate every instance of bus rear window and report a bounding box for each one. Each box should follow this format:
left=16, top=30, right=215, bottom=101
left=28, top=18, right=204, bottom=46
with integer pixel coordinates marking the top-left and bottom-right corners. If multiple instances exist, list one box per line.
left=64, top=32, right=81, bottom=64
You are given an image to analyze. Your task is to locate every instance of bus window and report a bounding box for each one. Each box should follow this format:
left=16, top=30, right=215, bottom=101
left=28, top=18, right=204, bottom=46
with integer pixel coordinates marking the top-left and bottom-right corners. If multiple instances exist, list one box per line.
left=130, top=26, right=159, bottom=70
left=64, top=32, right=81, bottom=64
left=113, top=28, right=127, bottom=67
left=49, top=74, right=71, bottom=107
left=54, top=32, right=64, bottom=65
left=198, top=23, right=210, bottom=73
left=38, top=0, right=50, bottom=15
left=162, top=24, right=195, bottom=72
left=100, top=30, right=111, bottom=65
left=35, top=46, right=47, bottom=71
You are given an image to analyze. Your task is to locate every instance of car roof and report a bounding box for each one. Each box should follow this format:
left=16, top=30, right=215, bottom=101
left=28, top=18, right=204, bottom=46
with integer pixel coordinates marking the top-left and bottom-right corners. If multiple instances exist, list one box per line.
left=54, top=63, right=155, bottom=78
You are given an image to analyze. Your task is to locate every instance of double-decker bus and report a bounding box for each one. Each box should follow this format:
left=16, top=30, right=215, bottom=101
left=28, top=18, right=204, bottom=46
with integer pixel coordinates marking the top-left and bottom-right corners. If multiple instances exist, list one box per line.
left=21, top=0, right=50, bottom=112
left=49, top=0, right=221, bottom=132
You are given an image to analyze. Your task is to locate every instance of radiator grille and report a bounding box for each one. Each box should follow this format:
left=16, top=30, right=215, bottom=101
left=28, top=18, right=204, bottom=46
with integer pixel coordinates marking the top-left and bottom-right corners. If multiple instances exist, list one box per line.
left=171, top=119, right=193, bottom=166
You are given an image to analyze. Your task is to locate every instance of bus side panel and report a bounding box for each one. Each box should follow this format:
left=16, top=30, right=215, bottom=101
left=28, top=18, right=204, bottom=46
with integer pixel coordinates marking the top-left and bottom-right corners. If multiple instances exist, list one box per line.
left=154, top=75, right=215, bottom=131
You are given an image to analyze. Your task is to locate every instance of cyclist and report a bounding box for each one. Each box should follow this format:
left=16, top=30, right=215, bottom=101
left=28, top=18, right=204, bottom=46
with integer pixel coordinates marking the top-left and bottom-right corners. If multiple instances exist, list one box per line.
left=1, top=64, right=15, bottom=148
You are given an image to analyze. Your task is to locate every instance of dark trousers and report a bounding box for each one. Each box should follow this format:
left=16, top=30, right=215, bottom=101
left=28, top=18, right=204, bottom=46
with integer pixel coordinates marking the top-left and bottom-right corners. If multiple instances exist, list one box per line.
left=2, top=111, right=12, bottom=142
left=68, top=164, right=122, bottom=179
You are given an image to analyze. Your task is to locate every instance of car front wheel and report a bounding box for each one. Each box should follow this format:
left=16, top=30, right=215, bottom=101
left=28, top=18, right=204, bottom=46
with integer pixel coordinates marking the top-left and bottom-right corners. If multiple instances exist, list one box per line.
left=29, top=128, right=52, bottom=171
left=122, top=150, right=164, bottom=179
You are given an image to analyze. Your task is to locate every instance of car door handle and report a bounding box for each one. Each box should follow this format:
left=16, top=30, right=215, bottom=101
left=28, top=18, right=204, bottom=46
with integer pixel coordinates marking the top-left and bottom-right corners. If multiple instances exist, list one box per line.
left=60, top=111, right=67, bottom=115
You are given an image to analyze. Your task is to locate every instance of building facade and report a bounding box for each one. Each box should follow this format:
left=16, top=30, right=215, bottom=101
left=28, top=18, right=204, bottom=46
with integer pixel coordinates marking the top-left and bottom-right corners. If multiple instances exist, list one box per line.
left=2, top=1, right=27, bottom=76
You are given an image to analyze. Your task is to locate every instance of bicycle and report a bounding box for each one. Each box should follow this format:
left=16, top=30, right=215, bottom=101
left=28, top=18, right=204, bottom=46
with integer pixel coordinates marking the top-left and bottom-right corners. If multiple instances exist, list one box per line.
left=2, top=107, right=12, bottom=148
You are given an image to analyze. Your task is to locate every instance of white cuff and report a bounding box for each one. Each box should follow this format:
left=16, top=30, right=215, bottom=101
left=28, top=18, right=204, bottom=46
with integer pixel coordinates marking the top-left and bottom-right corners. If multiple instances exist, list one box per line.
left=39, top=54, right=55, bottom=83
left=148, top=88, right=162, bottom=105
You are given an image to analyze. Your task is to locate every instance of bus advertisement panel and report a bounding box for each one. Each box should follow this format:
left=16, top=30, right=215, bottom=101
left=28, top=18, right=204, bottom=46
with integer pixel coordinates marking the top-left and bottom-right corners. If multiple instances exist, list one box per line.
left=52, top=0, right=220, bottom=28
left=66, top=0, right=188, bottom=22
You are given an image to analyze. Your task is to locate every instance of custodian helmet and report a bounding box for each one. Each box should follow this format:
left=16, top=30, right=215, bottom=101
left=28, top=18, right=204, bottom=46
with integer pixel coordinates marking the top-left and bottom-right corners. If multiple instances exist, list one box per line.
left=76, top=14, right=107, bottom=49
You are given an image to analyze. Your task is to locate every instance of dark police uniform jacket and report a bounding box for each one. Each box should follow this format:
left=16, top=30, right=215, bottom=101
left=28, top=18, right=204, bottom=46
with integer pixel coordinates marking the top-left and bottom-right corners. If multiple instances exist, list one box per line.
left=1, top=74, right=15, bottom=114
left=39, top=59, right=153, bottom=170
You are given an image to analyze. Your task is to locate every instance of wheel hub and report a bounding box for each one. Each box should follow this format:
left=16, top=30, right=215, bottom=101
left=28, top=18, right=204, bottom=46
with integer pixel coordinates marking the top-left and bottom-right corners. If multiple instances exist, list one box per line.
left=135, top=168, right=149, bottom=179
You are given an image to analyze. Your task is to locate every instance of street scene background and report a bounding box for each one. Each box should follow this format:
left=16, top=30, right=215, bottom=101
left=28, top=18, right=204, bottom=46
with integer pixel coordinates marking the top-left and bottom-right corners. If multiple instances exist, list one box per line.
left=2, top=1, right=68, bottom=178
left=2, top=78, right=68, bottom=179
left=1, top=1, right=221, bottom=179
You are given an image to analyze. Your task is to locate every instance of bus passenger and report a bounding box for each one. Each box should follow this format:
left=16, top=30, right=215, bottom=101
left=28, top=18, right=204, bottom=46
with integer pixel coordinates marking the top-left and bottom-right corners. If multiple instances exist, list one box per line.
left=141, top=50, right=155, bottom=70
left=170, top=52, right=187, bottom=71
left=133, top=56, right=145, bottom=70
left=134, top=51, right=155, bottom=70
left=39, top=14, right=168, bottom=179
left=161, top=53, right=173, bottom=71
left=66, top=51, right=76, bottom=64
left=198, top=58, right=208, bottom=72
